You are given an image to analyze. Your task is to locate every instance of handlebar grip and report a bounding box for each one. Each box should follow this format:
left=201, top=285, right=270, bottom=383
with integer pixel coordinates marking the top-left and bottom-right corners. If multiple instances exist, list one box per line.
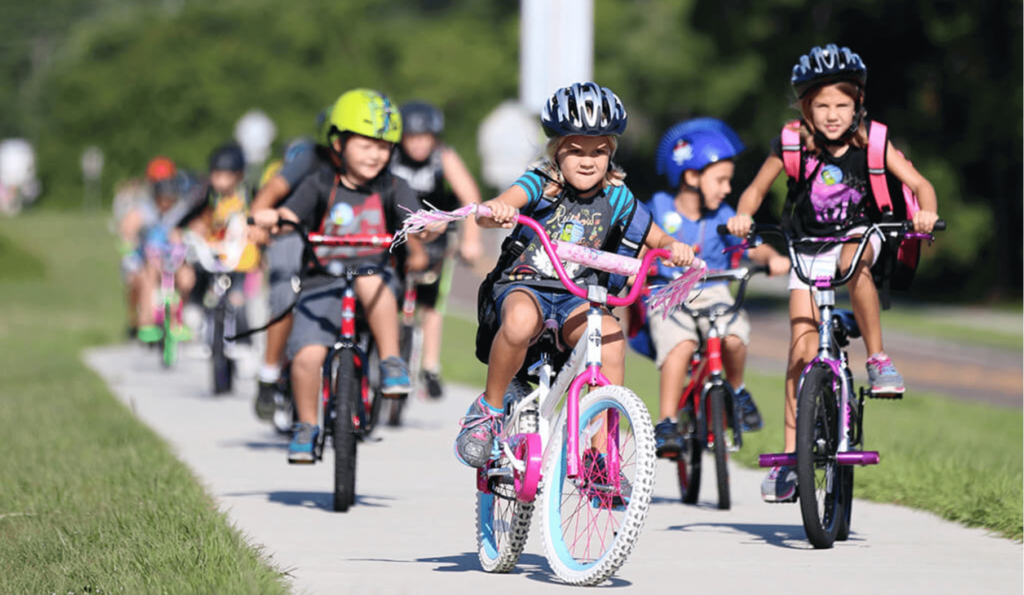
left=246, top=216, right=255, bottom=225
left=934, top=220, right=946, bottom=231
left=717, top=224, right=730, bottom=236
left=750, top=263, right=770, bottom=276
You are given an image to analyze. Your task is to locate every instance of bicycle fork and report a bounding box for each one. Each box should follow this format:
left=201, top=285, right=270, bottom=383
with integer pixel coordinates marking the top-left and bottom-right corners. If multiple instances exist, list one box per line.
left=566, top=300, right=618, bottom=483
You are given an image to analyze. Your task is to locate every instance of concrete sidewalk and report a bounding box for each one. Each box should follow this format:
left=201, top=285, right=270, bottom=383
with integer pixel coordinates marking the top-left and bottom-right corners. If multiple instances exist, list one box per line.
left=86, top=344, right=1021, bottom=595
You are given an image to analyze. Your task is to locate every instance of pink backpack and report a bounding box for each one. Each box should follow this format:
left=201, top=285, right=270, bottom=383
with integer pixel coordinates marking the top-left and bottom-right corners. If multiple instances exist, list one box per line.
left=780, top=120, right=922, bottom=306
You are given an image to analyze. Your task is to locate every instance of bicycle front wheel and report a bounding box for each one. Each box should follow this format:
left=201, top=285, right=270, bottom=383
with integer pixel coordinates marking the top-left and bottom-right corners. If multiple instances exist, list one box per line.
left=541, top=385, right=656, bottom=586
left=796, top=365, right=845, bottom=548
left=477, top=378, right=534, bottom=573
left=332, top=350, right=359, bottom=512
left=708, top=386, right=731, bottom=510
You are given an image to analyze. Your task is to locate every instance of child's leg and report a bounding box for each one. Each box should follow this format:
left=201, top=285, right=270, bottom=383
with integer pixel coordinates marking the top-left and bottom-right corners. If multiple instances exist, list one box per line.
left=355, top=275, right=400, bottom=359
left=840, top=242, right=882, bottom=356
left=419, top=306, right=443, bottom=371
left=137, top=263, right=159, bottom=327
left=658, top=341, right=697, bottom=420
left=484, top=290, right=542, bottom=410
left=785, top=289, right=819, bottom=453
left=290, top=344, right=328, bottom=424
left=721, top=336, right=747, bottom=388
left=175, top=263, right=195, bottom=303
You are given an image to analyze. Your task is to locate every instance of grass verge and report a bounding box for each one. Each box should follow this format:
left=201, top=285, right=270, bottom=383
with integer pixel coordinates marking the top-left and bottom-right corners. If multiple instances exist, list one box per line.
left=0, top=213, right=290, bottom=595
left=440, top=313, right=1023, bottom=541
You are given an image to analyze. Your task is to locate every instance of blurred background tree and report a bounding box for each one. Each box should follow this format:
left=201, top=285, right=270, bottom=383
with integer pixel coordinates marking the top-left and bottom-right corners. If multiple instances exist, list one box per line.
left=0, top=0, right=1019, bottom=301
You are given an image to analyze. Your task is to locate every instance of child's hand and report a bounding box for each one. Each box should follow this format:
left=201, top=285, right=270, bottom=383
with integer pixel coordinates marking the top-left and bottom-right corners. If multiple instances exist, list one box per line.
left=459, top=238, right=483, bottom=265
left=252, top=209, right=281, bottom=233
left=768, top=254, right=791, bottom=277
left=726, top=213, right=754, bottom=239
left=913, top=210, right=939, bottom=234
left=476, top=200, right=517, bottom=229
left=664, top=241, right=695, bottom=268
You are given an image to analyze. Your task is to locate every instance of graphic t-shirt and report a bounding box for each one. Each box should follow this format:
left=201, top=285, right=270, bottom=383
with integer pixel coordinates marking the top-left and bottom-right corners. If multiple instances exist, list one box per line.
left=493, top=171, right=648, bottom=294
left=648, top=191, right=742, bottom=286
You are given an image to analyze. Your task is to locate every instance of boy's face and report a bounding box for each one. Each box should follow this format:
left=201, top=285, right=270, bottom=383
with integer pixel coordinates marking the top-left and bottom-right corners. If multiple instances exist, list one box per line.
left=557, top=135, right=611, bottom=194
left=401, top=133, right=437, bottom=162
left=337, top=134, right=393, bottom=185
left=693, top=160, right=734, bottom=211
left=210, top=170, right=243, bottom=196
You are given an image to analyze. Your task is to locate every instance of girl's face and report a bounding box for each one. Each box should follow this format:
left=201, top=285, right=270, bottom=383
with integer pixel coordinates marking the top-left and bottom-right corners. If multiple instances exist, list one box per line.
left=809, top=84, right=857, bottom=141
left=338, top=134, right=393, bottom=185
left=210, top=170, right=243, bottom=196
left=556, top=135, right=611, bottom=194
left=692, top=160, right=735, bottom=211
left=401, top=133, right=437, bottom=162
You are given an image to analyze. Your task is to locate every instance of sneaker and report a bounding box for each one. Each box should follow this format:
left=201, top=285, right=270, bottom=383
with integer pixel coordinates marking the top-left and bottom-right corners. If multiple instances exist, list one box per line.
left=453, top=394, right=503, bottom=468
left=761, top=464, right=798, bottom=502
left=255, top=380, right=277, bottom=421
left=422, top=370, right=444, bottom=399
left=734, top=388, right=763, bottom=432
left=380, top=356, right=412, bottom=395
left=866, top=352, right=905, bottom=394
left=582, top=448, right=632, bottom=509
left=654, top=418, right=684, bottom=458
left=137, top=325, right=162, bottom=343
left=287, top=422, right=319, bottom=464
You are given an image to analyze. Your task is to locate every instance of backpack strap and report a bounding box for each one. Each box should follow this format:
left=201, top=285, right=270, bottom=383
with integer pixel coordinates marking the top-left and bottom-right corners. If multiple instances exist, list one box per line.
left=867, top=121, right=893, bottom=214
left=780, top=120, right=803, bottom=180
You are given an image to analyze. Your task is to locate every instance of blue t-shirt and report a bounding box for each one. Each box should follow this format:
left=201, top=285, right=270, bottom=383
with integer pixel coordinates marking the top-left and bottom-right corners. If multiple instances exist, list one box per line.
left=493, top=170, right=648, bottom=293
left=649, top=191, right=743, bottom=286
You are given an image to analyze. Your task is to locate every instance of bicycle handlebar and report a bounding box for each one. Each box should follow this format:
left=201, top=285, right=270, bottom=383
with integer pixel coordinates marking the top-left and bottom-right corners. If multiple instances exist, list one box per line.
left=271, top=218, right=393, bottom=279
left=678, top=264, right=768, bottom=320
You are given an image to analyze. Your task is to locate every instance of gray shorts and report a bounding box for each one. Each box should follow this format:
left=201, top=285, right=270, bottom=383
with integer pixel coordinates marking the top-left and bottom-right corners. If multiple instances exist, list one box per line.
left=286, top=271, right=400, bottom=360
left=649, top=283, right=751, bottom=369
left=267, top=233, right=304, bottom=314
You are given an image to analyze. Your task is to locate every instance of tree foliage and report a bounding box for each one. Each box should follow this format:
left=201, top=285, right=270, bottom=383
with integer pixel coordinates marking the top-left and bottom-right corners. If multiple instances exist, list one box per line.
left=6, top=0, right=1020, bottom=299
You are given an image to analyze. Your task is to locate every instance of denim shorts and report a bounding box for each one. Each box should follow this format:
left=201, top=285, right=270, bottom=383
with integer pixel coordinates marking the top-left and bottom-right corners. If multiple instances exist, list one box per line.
left=494, top=284, right=589, bottom=328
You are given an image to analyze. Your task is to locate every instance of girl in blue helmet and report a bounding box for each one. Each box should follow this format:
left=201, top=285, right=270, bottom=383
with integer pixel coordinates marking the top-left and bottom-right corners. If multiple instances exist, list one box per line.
left=647, top=118, right=790, bottom=459
left=726, top=45, right=939, bottom=502
left=453, top=82, right=697, bottom=468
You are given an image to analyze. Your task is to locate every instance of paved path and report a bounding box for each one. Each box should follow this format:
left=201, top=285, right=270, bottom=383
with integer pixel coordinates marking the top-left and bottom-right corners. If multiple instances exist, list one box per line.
left=85, top=345, right=1021, bottom=595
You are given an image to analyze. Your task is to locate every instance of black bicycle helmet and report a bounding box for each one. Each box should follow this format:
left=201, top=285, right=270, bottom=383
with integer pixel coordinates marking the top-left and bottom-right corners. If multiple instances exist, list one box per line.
left=791, top=44, right=867, bottom=99
left=400, top=101, right=444, bottom=135
left=541, top=82, right=628, bottom=138
left=208, top=142, right=246, bottom=172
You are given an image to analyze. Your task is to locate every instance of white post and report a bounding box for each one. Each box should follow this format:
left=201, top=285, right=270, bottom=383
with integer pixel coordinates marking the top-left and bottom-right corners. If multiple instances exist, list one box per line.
left=520, top=0, right=594, bottom=114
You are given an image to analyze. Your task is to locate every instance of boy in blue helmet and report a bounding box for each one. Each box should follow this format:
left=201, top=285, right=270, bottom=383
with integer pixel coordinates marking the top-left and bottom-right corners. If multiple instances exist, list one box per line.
left=645, top=118, right=789, bottom=458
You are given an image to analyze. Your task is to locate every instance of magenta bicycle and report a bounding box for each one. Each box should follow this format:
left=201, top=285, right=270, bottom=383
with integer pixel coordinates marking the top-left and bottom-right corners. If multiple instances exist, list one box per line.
left=399, top=204, right=704, bottom=585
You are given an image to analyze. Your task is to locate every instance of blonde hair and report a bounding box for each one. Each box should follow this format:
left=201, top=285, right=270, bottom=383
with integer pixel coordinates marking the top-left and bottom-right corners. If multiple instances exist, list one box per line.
left=532, top=135, right=626, bottom=197
left=797, top=81, right=868, bottom=154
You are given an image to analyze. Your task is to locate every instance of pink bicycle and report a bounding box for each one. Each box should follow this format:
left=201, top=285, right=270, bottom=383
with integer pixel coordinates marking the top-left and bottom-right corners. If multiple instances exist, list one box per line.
left=399, top=205, right=703, bottom=585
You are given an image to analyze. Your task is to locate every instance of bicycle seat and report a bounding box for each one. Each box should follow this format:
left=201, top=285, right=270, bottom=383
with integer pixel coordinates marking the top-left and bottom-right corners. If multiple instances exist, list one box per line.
left=831, top=309, right=861, bottom=346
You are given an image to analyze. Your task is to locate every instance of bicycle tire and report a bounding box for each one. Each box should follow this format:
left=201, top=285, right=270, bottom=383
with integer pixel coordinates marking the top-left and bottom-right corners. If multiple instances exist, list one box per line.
left=796, top=365, right=845, bottom=548
left=388, top=324, right=417, bottom=427
left=333, top=350, right=359, bottom=512
left=677, top=407, right=702, bottom=504
left=211, top=305, right=232, bottom=394
left=477, top=378, right=534, bottom=573
left=837, top=465, right=854, bottom=540
left=709, top=386, right=731, bottom=510
left=362, top=343, right=384, bottom=434
left=541, top=385, right=656, bottom=586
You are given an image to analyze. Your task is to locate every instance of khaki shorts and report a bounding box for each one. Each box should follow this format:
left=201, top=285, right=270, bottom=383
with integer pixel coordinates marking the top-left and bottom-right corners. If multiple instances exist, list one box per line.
left=649, top=283, right=750, bottom=369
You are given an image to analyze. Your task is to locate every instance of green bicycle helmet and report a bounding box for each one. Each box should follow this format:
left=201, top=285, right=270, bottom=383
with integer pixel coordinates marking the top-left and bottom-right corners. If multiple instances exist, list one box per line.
left=327, top=89, right=402, bottom=145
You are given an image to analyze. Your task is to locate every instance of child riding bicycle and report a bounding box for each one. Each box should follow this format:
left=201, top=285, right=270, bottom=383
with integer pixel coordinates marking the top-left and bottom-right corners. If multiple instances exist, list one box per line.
left=390, top=100, right=484, bottom=399
left=250, top=88, right=428, bottom=464
left=454, top=82, right=696, bottom=468
left=725, top=45, right=940, bottom=502
left=643, top=118, right=790, bottom=459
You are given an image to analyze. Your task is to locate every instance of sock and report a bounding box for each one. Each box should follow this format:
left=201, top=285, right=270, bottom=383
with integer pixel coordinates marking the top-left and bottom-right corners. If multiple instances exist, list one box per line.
left=259, top=364, right=281, bottom=384
left=735, top=383, right=746, bottom=393
left=480, top=395, right=503, bottom=415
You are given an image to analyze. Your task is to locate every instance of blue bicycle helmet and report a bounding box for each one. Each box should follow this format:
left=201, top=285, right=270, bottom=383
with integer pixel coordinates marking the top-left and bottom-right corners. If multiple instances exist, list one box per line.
left=655, top=118, right=745, bottom=188
left=791, top=44, right=867, bottom=99
left=541, top=82, right=627, bottom=138
left=400, top=101, right=445, bottom=135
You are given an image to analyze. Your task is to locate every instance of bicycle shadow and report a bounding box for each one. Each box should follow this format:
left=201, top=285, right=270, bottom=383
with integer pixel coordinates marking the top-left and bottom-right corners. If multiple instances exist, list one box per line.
left=221, top=490, right=394, bottom=511
left=413, top=552, right=632, bottom=587
left=665, top=521, right=860, bottom=550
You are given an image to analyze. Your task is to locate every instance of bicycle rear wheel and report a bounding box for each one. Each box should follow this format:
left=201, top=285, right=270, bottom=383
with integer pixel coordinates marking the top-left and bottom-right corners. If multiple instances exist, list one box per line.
left=332, top=350, right=359, bottom=512
left=541, top=385, right=656, bottom=586
left=837, top=466, right=854, bottom=541
left=677, top=406, right=702, bottom=504
left=211, top=305, right=232, bottom=394
left=796, top=365, right=845, bottom=548
left=477, top=379, right=534, bottom=573
left=708, top=386, right=731, bottom=510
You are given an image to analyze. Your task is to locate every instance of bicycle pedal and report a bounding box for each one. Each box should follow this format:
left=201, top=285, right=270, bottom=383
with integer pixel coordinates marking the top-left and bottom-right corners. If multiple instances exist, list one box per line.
left=867, top=389, right=904, bottom=399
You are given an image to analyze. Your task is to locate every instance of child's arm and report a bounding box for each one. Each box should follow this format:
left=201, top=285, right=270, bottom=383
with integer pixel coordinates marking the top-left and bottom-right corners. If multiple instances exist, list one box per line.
left=644, top=223, right=695, bottom=268
left=727, top=155, right=784, bottom=238
left=440, top=148, right=483, bottom=263
left=885, top=142, right=939, bottom=233
left=476, top=184, right=529, bottom=229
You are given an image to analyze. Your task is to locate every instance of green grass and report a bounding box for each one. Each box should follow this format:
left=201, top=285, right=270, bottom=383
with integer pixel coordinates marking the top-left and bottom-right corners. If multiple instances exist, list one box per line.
left=879, top=307, right=1023, bottom=351
left=440, top=314, right=1024, bottom=541
left=0, top=213, right=290, bottom=595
